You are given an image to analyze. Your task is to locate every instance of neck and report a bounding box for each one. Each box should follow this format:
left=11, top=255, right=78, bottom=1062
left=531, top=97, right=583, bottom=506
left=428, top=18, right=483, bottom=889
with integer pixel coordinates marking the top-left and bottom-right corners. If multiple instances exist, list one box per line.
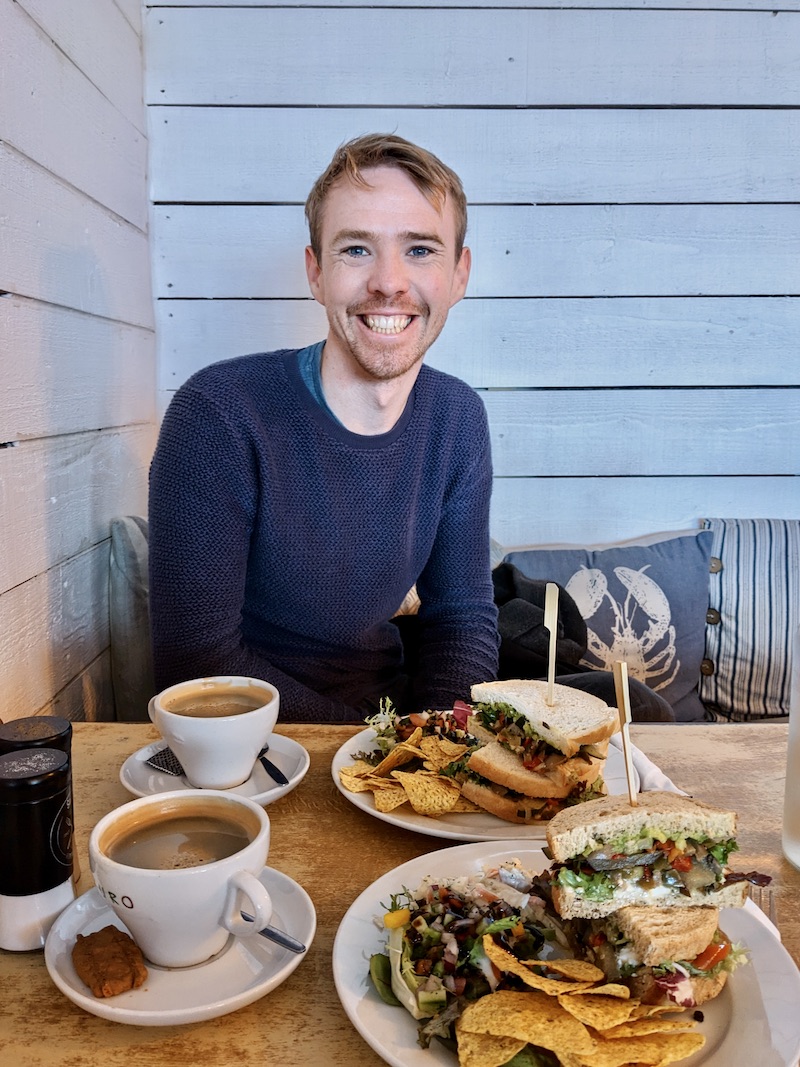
left=319, top=344, right=421, bottom=435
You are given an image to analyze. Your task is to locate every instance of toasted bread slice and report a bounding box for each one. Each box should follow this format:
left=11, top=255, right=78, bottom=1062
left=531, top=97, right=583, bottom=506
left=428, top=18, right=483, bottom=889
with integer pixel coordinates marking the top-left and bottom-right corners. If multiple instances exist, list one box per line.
left=546, top=790, right=738, bottom=864
left=467, top=740, right=603, bottom=799
left=612, top=905, right=720, bottom=966
left=470, top=680, right=617, bottom=757
left=460, top=779, right=555, bottom=824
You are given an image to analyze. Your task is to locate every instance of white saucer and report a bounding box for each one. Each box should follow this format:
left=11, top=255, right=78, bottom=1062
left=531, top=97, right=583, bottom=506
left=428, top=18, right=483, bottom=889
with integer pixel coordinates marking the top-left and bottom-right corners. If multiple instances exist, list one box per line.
left=44, top=867, right=316, bottom=1025
left=120, top=733, right=310, bottom=806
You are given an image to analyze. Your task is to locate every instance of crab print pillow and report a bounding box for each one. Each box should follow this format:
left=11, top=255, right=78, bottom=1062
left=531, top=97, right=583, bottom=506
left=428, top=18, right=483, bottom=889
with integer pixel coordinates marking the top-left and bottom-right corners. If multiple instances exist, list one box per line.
left=503, top=529, right=713, bottom=721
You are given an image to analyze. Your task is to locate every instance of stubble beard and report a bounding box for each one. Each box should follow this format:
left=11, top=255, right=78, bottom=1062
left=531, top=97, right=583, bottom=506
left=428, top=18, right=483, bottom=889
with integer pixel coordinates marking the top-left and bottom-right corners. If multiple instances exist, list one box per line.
left=337, top=300, right=448, bottom=383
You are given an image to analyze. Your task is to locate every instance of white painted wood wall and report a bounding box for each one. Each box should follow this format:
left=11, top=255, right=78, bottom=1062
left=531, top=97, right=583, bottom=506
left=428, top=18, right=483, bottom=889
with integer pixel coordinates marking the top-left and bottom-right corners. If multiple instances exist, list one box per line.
left=1, top=0, right=156, bottom=722
left=145, top=0, right=800, bottom=549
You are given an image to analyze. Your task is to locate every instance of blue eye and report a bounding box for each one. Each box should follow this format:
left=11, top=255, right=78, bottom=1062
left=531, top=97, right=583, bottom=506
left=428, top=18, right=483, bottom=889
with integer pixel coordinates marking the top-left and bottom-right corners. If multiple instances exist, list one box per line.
left=343, top=246, right=368, bottom=258
left=409, top=246, right=434, bottom=258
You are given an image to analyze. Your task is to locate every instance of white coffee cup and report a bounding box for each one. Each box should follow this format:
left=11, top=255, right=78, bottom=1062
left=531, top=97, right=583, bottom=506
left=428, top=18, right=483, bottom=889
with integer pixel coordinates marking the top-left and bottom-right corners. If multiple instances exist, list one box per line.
left=89, top=790, right=273, bottom=968
left=148, top=676, right=280, bottom=789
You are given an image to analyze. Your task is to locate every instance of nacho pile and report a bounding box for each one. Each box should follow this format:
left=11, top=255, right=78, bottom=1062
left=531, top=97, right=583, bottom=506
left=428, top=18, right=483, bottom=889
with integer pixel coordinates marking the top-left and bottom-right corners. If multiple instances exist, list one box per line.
left=455, top=935, right=705, bottom=1067
left=339, top=729, right=481, bottom=817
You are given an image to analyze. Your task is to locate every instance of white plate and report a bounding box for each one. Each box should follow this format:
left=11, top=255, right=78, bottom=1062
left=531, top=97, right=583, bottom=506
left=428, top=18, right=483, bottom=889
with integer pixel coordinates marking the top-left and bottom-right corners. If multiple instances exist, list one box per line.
left=332, top=728, right=640, bottom=841
left=332, top=841, right=800, bottom=1067
left=45, top=866, right=316, bottom=1025
left=120, top=733, right=310, bottom=806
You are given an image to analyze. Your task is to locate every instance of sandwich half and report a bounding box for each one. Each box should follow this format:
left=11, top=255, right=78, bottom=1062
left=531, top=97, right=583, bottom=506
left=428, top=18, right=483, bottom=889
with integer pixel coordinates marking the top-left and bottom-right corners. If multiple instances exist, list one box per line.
left=564, top=905, right=747, bottom=1008
left=546, top=791, right=748, bottom=918
left=454, top=680, right=618, bottom=824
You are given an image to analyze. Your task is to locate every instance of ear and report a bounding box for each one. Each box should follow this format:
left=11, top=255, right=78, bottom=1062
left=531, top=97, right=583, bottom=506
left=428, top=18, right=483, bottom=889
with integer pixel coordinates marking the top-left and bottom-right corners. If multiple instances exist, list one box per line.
left=449, top=246, right=471, bottom=308
left=305, top=246, right=325, bottom=305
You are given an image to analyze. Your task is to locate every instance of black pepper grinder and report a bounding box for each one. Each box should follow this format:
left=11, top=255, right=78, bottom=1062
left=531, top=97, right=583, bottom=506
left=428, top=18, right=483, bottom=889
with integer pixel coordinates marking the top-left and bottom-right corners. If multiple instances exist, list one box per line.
left=0, top=748, right=76, bottom=950
left=0, top=716, right=79, bottom=882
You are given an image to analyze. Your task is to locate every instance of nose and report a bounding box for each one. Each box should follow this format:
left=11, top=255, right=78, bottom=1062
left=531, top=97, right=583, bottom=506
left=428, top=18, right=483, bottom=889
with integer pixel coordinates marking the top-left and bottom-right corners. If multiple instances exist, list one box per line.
left=367, top=248, right=410, bottom=298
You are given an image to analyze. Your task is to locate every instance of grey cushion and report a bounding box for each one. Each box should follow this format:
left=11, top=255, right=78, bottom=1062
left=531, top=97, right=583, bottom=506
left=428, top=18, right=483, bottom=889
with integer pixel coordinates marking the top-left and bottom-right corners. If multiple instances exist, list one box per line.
left=109, top=516, right=154, bottom=722
left=503, top=530, right=713, bottom=721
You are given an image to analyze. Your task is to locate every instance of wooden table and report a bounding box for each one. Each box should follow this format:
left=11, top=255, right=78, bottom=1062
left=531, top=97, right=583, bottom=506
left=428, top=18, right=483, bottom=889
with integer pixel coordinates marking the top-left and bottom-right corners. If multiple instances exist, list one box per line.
left=1, top=721, right=797, bottom=1066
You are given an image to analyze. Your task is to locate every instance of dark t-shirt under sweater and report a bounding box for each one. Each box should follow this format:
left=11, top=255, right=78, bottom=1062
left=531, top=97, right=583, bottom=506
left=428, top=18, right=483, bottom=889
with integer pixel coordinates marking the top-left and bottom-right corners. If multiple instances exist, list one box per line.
left=148, top=349, right=499, bottom=723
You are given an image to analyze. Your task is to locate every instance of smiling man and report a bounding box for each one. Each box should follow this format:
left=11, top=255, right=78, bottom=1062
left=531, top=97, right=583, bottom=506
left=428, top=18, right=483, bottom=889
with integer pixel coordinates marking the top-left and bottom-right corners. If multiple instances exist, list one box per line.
left=148, top=134, right=500, bottom=723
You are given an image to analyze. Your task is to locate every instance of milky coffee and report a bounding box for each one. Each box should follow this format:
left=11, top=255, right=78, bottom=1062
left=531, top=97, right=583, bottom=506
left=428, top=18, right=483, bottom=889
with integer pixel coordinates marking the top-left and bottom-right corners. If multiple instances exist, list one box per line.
left=162, top=683, right=267, bottom=719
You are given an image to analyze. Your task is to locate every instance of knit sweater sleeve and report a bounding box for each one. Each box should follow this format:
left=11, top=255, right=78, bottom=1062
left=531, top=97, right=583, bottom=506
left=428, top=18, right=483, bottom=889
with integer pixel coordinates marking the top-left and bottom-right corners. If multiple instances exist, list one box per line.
left=148, top=383, right=362, bottom=723
left=409, top=392, right=500, bottom=710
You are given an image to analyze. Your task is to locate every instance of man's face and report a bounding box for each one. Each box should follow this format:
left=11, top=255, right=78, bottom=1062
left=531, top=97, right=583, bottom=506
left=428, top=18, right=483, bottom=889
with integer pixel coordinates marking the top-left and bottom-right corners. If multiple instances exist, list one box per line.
left=305, top=166, right=471, bottom=383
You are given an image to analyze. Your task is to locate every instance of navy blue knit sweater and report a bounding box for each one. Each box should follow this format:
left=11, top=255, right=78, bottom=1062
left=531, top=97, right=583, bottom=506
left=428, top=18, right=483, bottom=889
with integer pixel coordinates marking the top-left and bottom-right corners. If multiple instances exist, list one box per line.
left=148, top=349, right=499, bottom=723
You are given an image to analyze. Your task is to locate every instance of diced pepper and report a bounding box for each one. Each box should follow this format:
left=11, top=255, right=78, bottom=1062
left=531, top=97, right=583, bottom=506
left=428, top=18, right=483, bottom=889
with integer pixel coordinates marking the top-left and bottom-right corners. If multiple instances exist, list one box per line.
left=384, top=907, right=411, bottom=929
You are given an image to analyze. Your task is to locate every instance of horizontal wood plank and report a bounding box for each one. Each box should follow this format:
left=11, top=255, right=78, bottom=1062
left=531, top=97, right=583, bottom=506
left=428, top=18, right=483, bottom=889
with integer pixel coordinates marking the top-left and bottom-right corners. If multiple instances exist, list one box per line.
left=145, top=8, right=799, bottom=106
left=15, top=0, right=146, bottom=134
left=0, top=427, right=153, bottom=596
left=0, top=544, right=110, bottom=722
left=489, top=476, right=800, bottom=546
left=483, top=388, right=800, bottom=477
left=4, top=0, right=148, bottom=228
left=147, top=0, right=800, bottom=9
left=149, top=106, right=800, bottom=206
left=0, top=297, right=156, bottom=440
left=155, top=296, right=800, bottom=392
left=1, top=146, right=154, bottom=327
left=151, top=204, right=800, bottom=299
left=44, top=651, right=115, bottom=723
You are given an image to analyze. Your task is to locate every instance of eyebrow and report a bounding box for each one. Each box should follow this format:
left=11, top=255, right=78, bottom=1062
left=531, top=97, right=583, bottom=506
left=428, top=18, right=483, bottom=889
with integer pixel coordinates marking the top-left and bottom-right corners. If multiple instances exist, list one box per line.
left=330, top=229, right=445, bottom=247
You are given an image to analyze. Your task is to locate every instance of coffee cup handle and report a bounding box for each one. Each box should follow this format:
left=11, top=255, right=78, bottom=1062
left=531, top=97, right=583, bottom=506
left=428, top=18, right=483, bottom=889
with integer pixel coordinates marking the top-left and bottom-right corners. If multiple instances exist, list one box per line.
left=224, top=871, right=273, bottom=937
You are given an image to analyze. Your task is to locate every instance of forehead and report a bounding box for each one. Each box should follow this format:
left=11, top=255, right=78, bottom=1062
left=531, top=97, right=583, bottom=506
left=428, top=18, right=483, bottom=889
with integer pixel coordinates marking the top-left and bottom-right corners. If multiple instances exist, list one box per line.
left=318, top=165, right=456, bottom=244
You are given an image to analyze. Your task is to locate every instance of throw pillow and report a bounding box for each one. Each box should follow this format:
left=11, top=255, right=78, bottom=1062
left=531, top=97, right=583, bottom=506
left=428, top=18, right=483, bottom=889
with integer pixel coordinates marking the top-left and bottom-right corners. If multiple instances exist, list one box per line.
left=699, top=517, right=800, bottom=720
left=503, top=530, right=713, bottom=721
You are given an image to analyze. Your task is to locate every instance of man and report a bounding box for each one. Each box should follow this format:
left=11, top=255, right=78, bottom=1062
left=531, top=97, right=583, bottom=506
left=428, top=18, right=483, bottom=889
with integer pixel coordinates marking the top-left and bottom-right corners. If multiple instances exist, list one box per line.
left=148, top=134, right=501, bottom=723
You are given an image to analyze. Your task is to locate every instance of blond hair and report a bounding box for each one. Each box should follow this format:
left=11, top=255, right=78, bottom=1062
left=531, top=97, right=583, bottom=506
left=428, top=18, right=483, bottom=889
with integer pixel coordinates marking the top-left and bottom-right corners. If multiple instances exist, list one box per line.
left=305, top=133, right=468, bottom=261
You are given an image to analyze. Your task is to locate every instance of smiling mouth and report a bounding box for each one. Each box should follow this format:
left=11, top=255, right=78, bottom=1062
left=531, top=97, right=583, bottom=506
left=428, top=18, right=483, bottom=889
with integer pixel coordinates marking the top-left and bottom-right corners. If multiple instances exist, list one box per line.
left=361, top=314, right=413, bottom=335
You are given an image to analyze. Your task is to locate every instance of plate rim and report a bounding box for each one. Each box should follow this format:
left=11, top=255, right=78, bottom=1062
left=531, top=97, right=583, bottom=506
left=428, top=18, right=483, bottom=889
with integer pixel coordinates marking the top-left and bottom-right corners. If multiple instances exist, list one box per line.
left=120, top=733, right=310, bottom=805
left=331, top=727, right=639, bottom=842
left=45, top=865, right=317, bottom=1025
left=332, top=840, right=800, bottom=1067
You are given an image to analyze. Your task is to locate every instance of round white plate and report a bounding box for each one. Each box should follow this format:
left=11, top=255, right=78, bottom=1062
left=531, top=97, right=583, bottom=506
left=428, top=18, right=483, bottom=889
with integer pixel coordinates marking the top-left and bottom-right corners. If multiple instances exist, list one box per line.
left=121, top=733, right=310, bottom=806
left=332, top=841, right=800, bottom=1067
left=331, top=728, right=640, bottom=841
left=45, top=866, right=316, bottom=1025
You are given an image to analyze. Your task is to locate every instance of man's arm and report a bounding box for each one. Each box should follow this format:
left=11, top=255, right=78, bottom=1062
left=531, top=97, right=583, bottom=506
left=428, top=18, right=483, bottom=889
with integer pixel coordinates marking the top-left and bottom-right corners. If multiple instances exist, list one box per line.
left=148, top=383, right=360, bottom=723
left=408, top=396, right=500, bottom=711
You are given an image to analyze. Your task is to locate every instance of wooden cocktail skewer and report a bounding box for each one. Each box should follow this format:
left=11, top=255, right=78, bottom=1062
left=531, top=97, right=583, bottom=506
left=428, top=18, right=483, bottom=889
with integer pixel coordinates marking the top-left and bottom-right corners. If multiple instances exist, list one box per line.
left=544, top=582, right=559, bottom=707
left=612, top=660, right=638, bottom=806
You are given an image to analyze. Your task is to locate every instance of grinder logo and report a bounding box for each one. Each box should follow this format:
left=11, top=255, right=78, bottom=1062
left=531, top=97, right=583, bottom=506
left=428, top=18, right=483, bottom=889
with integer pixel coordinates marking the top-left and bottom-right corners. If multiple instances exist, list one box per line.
left=50, top=796, right=74, bottom=867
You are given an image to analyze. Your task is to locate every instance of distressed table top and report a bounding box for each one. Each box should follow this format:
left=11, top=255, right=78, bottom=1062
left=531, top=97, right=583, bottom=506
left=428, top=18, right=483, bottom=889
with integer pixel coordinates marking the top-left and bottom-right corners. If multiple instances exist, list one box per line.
left=0, top=721, right=796, bottom=1066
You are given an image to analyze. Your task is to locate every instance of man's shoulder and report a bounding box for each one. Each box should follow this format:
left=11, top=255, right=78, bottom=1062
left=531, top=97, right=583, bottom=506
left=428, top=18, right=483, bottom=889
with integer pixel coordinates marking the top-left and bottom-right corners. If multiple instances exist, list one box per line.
left=184, top=349, right=297, bottom=392
left=418, top=364, right=480, bottom=403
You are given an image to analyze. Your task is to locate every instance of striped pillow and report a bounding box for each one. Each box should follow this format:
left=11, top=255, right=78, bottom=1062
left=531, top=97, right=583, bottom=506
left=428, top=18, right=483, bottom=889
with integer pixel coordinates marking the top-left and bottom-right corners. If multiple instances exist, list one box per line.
left=699, top=518, right=800, bottom=720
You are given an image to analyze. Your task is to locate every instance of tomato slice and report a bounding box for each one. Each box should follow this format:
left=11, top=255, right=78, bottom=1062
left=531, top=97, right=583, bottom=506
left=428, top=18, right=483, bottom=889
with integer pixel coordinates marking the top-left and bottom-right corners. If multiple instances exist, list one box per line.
left=670, top=854, right=693, bottom=872
left=692, top=935, right=730, bottom=972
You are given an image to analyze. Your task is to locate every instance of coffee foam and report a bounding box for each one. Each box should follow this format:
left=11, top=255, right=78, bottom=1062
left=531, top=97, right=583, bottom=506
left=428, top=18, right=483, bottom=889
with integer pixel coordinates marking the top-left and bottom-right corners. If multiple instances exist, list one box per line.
left=99, top=794, right=261, bottom=861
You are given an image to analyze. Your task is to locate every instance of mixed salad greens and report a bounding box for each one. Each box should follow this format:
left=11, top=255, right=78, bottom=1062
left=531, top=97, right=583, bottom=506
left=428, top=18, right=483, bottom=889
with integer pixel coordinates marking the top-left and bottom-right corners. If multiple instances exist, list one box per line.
left=369, top=860, right=568, bottom=1051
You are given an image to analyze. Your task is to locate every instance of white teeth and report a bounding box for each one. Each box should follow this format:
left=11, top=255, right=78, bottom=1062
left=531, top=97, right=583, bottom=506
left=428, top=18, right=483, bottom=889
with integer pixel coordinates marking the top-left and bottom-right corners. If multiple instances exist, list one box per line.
left=363, top=315, right=412, bottom=334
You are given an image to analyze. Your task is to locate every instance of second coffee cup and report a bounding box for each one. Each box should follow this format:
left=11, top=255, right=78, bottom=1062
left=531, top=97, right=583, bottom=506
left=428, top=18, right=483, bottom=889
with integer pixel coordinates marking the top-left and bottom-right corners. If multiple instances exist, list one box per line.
left=89, top=789, right=273, bottom=968
left=149, top=676, right=280, bottom=789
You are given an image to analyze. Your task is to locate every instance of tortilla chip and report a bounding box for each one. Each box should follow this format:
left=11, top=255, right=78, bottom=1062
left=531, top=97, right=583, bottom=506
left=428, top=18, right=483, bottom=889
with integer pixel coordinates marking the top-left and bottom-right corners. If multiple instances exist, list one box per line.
left=454, top=1028, right=527, bottom=1067
left=449, top=796, right=482, bottom=813
left=391, top=770, right=462, bottom=816
left=556, top=993, right=637, bottom=1030
left=458, top=990, right=595, bottom=1055
left=419, top=735, right=469, bottom=771
left=577, top=1031, right=705, bottom=1067
left=482, top=937, right=593, bottom=994
left=525, top=957, right=605, bottom=983
left=372, top=787, right=410, bottom=813
left=371, top=732, right=424, bottom=776
left=598, top=1018, right=699, bottom=1039
left=338, top=769, right=380, bottom=793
